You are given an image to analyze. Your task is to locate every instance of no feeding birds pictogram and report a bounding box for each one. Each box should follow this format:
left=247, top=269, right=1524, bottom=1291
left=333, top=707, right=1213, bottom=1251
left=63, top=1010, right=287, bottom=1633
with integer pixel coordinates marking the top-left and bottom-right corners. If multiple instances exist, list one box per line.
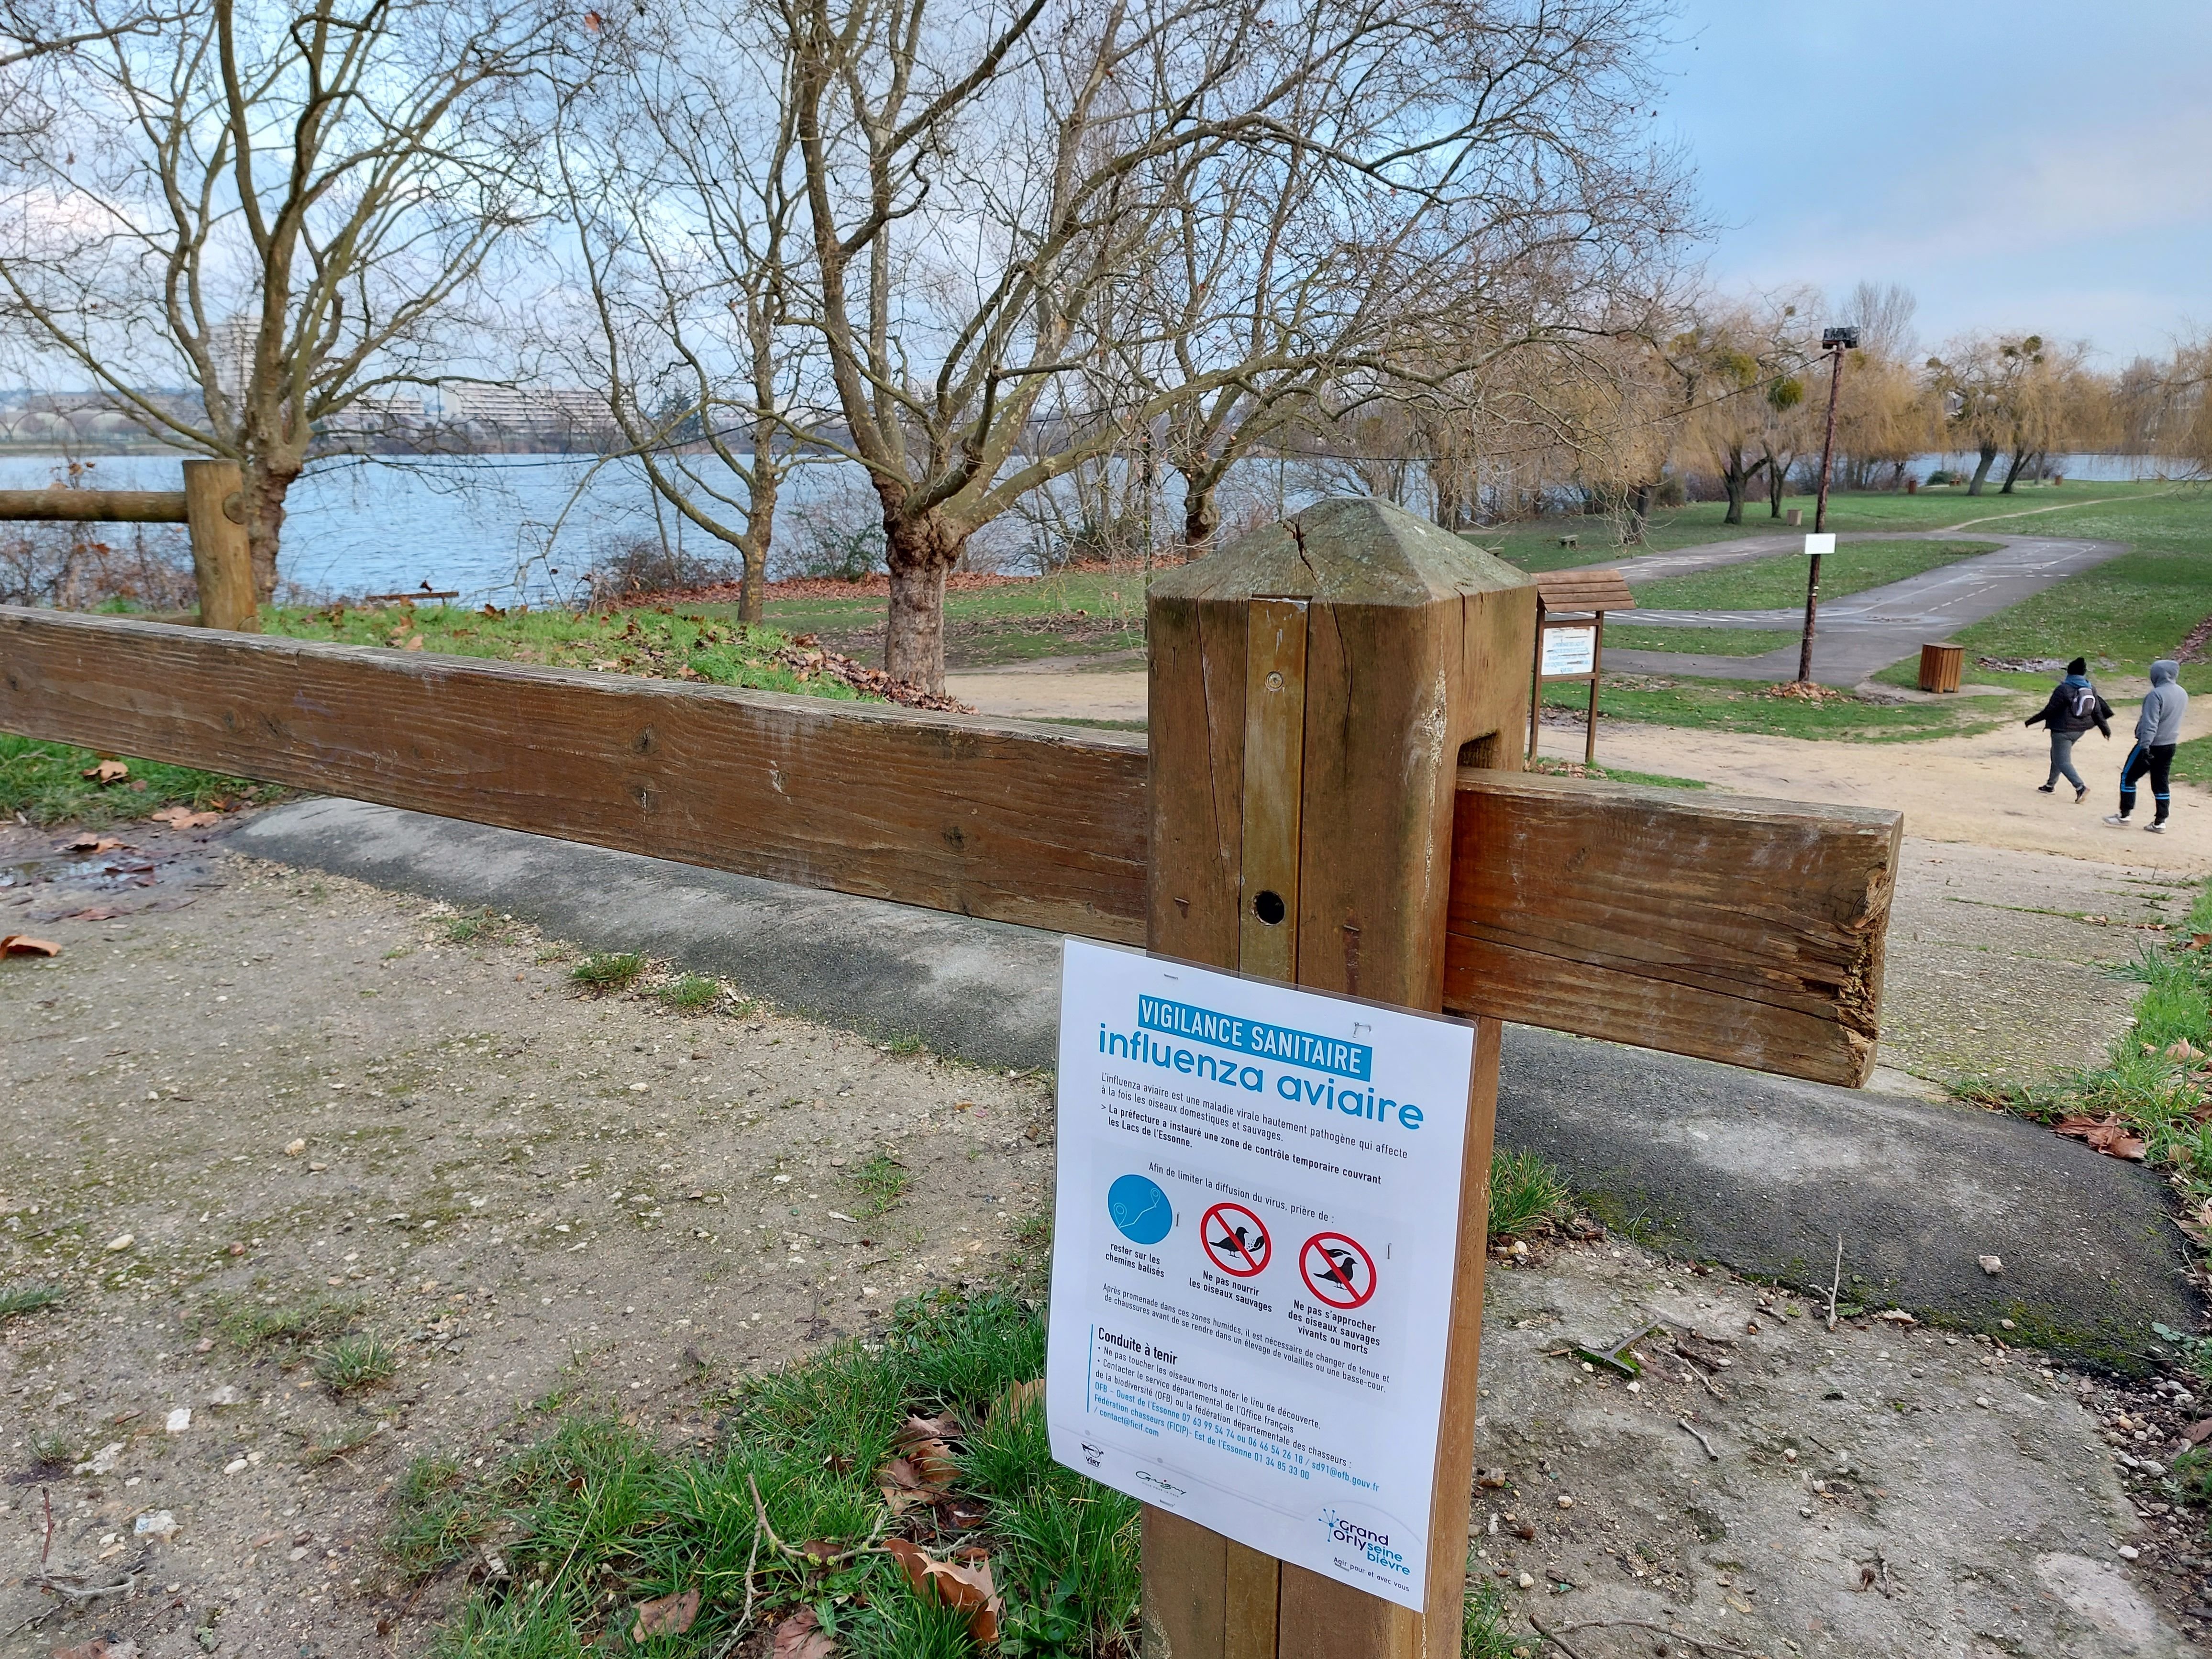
left=1299, top=1231, right=1376, bottom=1309
left=1201, top=1202, right=1271, bottom=1277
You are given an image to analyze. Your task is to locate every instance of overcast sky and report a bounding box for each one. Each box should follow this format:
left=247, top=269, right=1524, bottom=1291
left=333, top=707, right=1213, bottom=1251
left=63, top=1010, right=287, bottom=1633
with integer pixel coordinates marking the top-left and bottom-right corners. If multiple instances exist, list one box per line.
left=1656, top=0, right=2211, bottom=363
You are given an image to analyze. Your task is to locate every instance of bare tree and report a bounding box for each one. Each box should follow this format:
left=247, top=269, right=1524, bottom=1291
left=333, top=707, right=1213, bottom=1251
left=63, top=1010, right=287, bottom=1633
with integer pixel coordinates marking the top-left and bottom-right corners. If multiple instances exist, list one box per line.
left=0, top=0, right=572, bottom=598
left=551, top=0, right=816, bottom=622
left=775, top=0, right=1690, bottom=693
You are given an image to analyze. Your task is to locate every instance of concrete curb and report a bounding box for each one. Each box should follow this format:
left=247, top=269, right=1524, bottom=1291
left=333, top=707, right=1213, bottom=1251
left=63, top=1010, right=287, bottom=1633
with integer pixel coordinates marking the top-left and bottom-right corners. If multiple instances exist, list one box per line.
left=233, top=797, right=2202, bottom=1361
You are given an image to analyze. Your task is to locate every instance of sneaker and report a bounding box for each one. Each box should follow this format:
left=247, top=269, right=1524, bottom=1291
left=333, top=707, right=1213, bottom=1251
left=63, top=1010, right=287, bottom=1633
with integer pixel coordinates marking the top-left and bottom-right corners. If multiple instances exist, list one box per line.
left=2104, top=814, right=2132, bottom=826
left=2075, top=785, right=2090, bottom=803
left=2037, top=783, right=2056, bottom=794
left=2146, top=820, right=2169, bottom=833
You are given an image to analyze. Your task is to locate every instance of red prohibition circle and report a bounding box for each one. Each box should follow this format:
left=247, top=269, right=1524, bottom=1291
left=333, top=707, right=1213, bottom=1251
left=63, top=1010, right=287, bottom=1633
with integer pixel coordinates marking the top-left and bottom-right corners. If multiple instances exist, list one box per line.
left=1200, top=1203, right=1271, bottom=1278
left=1299, top=1232, right=1377, bottom=1309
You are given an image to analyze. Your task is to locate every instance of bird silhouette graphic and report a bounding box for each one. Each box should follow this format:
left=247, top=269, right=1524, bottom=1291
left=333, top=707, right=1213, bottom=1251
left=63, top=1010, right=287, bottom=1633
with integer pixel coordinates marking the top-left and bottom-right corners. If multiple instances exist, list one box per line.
left=1210, top=1218, right=1267, bottom=1263
left=1315, top=1245, right=1362, bottom=1293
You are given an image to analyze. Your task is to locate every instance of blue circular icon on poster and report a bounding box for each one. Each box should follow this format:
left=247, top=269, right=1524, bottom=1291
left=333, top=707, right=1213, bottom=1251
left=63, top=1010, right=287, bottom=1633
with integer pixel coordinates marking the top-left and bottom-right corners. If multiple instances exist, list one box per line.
left=1107, top=1174, right=1173, bottom=1245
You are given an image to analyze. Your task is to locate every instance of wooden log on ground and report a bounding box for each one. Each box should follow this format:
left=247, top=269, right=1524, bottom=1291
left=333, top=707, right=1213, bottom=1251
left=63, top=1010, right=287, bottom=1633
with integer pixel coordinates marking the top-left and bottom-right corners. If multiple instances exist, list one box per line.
left=1443, top=769, right=1899, bottom=1087
left=0, top=489, right=189, bottom=523
left=0, top=605, right=1901, bottom=1085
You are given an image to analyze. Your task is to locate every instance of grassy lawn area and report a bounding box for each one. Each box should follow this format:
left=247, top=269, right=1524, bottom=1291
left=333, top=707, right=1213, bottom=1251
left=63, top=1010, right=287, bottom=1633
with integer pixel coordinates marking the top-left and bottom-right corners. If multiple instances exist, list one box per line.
left=262, top=600, right=877, bottom=700
left=1626, top=540, right=2001, bottom=610
left=1478, top=483, right=2134, bottom=573
left=1601, top=623, right=1798, bottom=656
left=1866, top=487, right=2212, bottom=695
left=0, top=734, right=287, bottom=826
left=762, top=567, right=1148, bottom=668
left=1548, top=675, right=2030, bottom=742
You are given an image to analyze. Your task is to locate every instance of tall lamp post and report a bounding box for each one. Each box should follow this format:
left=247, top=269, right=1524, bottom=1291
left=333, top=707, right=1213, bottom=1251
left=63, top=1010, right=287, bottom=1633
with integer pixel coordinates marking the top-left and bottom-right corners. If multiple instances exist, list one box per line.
left=1795, top=325, right=1859, bottom=687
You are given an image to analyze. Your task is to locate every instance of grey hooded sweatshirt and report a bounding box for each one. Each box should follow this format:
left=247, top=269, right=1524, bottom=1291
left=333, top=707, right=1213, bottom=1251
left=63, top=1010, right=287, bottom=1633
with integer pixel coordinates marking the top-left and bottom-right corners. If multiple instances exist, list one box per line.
left=2136, top=659, right=2190, bottom=746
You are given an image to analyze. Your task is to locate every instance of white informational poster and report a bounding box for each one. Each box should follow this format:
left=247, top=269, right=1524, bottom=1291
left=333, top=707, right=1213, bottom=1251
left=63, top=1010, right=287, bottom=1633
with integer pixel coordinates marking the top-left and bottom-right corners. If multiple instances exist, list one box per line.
left=1046, top=939, right=1477, bottom=1610
left=1803, top=531, right=1836, bottom=557
left=1539, top=624, right=1596, bottom=677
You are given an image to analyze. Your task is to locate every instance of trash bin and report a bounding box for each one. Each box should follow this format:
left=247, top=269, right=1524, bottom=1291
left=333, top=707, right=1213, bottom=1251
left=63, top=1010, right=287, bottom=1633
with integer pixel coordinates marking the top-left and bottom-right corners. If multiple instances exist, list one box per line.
left=1918, top=642, right=1963, bottom=694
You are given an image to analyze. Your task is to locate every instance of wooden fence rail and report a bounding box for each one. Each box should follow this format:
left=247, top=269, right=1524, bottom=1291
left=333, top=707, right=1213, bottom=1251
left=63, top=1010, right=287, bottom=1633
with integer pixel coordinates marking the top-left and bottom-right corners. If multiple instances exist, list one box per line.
left=0, top=489, right=189, bottom=522
left=0, top=602, right=1897, bottom=1086
left=0, top=462, right=256, bottom=631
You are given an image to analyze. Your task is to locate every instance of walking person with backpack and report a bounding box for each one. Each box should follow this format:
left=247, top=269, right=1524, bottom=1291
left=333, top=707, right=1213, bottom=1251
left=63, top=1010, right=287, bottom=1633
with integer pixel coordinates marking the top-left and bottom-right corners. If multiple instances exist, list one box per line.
left=2105, top=658, right=2191, bottom=833
left=2024, top=656, right=2111, bottom=802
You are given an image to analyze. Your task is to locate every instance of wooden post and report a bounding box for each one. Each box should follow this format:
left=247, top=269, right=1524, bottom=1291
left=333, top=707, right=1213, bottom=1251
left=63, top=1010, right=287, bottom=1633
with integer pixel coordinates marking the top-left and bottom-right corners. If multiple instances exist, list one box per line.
left=181, top=459, right=258, bottom=632
left=1143, top=497, right=1535, bottom=1659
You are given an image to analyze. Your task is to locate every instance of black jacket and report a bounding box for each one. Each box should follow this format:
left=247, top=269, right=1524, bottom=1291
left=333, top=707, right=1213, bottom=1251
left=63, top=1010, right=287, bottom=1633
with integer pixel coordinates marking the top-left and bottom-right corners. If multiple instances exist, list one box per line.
left=2025, top=681, right=2112, bottom=737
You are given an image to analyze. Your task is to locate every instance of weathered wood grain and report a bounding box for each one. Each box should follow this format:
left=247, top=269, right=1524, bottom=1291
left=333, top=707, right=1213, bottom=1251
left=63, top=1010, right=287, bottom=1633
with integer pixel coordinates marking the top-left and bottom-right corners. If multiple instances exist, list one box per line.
left=0, top=605, right=1901, bottom=1087
left=0, top=605, right=1149, bottom=941
left=1443, top=769, right=1901, bottom=1087
left=0, top=489, right=188, bottom=523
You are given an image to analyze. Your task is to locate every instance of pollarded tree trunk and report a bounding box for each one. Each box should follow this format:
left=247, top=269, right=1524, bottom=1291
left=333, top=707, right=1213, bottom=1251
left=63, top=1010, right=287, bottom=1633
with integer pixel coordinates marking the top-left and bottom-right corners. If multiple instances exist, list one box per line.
left=882, top=510, right=967, bottom=694
left=242, top=456, right=302, bottom=603
left=1182, top=476, right=1220, bottom=555
left=1967, top=442, right=1999, bottom=496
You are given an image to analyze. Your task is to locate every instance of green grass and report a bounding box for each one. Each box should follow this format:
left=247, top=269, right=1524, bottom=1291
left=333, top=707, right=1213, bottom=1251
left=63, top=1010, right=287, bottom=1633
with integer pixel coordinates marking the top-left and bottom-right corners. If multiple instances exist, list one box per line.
left=218, top=1293, right=361, bottom=1351
left=570, top=952, right=646, bottom=993
left=1871, top=487, right=2212, bottom=693
left=653, top=973, right=724, bottom=1012
left=764, top=567, right=1149, bottom=636
left=315, top=1331, right=399, bottom=1392
left=400, top=1291, right=1137, bottom=1659
left=1626, top=540, right=2001, bottom=611
left=1461, top=1575, right=1520, bottom=1659
left=0, top=734, right=286, bottom=827
left=1550, top=675, right=2026, bottom=743
left=1488, top=1151, right=1571, bottom=1240
left=1963, top=875, right=2212, bottom=1211
left=263, top=601, right=878, bottom=701
left=1526, top=756, right=1709, bottom=790
left=0, top=1283, right=64, bottom=1322
left=1471, top=485, right=2127, bottom=573
left=850, top=1154, right=912, bottom=1220
left=1601, top=623, right=1798, bottom=656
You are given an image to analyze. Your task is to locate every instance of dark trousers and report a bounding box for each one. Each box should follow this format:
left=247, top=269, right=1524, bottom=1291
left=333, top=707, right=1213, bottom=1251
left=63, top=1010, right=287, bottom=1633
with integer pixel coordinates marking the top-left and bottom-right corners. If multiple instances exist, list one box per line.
left=2121, top=742, right=2177, bottom=821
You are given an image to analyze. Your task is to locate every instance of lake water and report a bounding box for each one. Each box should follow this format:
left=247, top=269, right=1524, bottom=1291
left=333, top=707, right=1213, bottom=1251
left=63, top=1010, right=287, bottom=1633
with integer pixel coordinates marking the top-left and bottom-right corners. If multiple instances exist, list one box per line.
left=0, top=449, right=2178, bottom=606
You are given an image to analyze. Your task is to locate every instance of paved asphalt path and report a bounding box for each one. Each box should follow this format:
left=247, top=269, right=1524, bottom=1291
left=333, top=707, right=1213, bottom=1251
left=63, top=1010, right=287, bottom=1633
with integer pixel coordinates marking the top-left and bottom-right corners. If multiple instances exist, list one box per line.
left=235, top=797, right=2201, bottom=1361
left=1567, top=531, right=2128, bottom=686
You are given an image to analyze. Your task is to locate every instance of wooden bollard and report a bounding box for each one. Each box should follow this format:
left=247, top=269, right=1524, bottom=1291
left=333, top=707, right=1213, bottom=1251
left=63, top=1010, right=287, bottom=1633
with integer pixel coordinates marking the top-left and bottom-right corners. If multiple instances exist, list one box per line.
left=181, top=459, right=258, bottom=632
left=1141, top=497, right=1535, bottom=1659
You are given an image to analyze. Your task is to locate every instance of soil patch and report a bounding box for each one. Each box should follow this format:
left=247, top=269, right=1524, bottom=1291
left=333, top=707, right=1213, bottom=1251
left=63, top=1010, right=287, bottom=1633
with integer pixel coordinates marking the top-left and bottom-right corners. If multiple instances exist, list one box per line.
left=0, top=830, right=1051, bottom=1655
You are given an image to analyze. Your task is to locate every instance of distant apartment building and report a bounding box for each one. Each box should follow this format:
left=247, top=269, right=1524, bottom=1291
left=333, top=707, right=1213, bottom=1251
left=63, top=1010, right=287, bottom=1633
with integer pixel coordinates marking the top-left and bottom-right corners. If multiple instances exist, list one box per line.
left=316, top=393, right=430, bottom=439
left=441, top=386, right=614, bottom=450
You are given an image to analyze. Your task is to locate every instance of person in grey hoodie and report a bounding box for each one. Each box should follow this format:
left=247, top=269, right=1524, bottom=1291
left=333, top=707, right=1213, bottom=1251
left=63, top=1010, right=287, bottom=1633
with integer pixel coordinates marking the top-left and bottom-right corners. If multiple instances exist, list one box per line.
left=2105, top=659, right=2190, bottom=832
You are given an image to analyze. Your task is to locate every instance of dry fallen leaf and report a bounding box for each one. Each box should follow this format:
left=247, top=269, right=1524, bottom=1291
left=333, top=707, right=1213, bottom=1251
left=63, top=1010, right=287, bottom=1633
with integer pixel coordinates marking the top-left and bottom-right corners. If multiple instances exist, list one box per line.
left=2055, top=1114, right=2147, bottom=1161
left=53, top=1639, right=141, bottom=1659
left=1, top=936, right=62, bottom=957
left=770, top=1607, right=837, bottom=1659
left=81, top=759, right=129, bottom=784
left=897, top=1412, right=960, bottom=1447
left=885, top=1537, right=1002, bottom=1644
left=878, top=1453, right=945, bottom=1515
left=629, top=1585, right=699, bottom=1643
left=994, top=1378, right=1044, bottom=1423
left=150, top=805, right=221, bottom=830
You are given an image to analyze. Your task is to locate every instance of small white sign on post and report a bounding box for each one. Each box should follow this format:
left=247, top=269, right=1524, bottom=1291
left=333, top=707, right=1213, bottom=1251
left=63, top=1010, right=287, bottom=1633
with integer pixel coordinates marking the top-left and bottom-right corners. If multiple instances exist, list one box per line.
left=1046, top=938, right=1476, bottom=1610
left=1803, top=532, right=1836, bottom=557
left=1538, top=624, right=1596, bottom=677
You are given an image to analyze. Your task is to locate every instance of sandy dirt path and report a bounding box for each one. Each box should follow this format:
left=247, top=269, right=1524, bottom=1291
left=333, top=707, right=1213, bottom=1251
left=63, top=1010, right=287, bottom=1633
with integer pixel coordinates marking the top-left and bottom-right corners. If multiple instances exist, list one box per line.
left=948, top=664, right=2212, bottom=874
left=1549, top=694, right=2212, bottom=872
